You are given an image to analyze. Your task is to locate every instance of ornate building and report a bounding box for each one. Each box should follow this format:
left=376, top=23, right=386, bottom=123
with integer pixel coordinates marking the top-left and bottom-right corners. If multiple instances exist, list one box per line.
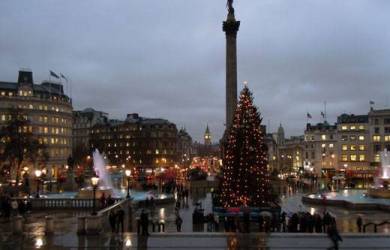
left=0, top=70, right=73, bottom=179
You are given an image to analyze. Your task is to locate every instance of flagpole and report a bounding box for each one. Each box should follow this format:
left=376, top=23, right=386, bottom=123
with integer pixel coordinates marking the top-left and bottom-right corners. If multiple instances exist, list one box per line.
left=324, top=101, right=327, bottom=122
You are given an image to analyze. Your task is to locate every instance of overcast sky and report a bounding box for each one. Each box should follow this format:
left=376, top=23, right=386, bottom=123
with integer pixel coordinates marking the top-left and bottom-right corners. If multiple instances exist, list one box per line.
left=1, top=0, right=390, bottom=142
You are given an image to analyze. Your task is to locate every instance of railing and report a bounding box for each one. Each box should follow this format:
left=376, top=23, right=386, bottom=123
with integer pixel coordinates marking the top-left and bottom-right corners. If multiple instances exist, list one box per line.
left=363, top=220, right=390, bottom=233
left=12, top=197, right=123, bottom=209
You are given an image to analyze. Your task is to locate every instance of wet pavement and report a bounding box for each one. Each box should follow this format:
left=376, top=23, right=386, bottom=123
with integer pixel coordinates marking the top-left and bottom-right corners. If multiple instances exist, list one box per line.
left=1, top=232, right=390, bottom=249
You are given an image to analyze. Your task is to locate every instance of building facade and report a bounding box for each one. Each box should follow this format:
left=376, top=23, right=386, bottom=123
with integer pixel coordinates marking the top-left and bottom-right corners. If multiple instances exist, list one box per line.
left=0, top=70, right=73, bottom=179
left=304, top=122, right=338, bottom=176
left=336, top=114, right=372, bottom=182
left=89, top=113, right=178, bottom=176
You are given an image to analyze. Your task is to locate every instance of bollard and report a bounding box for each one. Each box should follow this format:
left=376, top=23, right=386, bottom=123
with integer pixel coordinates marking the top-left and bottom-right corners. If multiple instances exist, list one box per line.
left=77, top=217, right=86, bottom=235
left=12, top=215, right=23, bottom=234
left=45, top=216, right=54, bottom=235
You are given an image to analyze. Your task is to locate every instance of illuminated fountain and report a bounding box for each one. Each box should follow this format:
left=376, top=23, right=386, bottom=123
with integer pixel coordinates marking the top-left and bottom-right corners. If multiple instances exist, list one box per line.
left=368, top=149, right=390, bottom=198
left=77, top=149, right=114, bottom=199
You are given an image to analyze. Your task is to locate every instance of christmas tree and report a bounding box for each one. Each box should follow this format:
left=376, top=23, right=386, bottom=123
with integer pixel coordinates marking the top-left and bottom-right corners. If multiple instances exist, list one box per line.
left=220, top=85, right=271, bottom=208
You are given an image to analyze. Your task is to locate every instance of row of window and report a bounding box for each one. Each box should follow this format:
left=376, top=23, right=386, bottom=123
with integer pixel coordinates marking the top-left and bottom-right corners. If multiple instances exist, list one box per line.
left=106, top=149, right=175, bottom=155
left=342, top=145, right=366, bottom=151
left=372, top=135, right=390, bottom=142
left=340, top=125, right=365, bottom=131
left=38, top=137, right=70, bottom=145
left=37, top=126, right=70, bottom=135
left=341, top=135, right=365, bottom=141
left=341, top=154, right=366, bottom=162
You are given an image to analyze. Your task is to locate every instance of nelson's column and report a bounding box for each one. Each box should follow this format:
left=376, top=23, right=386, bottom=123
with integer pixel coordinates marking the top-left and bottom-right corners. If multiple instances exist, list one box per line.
left=222, top=0, right=240, bottom=146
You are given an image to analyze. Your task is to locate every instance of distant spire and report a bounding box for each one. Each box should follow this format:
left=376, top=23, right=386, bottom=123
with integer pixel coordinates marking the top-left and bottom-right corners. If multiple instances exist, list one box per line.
left=204, top=124, right=212, bottom=145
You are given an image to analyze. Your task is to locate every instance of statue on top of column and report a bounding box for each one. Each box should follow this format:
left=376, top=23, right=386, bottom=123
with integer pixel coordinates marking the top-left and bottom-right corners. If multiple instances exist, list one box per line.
left=227, top=0, right=234, bottom=15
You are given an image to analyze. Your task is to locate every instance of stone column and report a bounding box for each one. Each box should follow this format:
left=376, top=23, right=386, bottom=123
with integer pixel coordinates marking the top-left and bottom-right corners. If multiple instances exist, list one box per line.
left=223, top=13, right=240, bottom=130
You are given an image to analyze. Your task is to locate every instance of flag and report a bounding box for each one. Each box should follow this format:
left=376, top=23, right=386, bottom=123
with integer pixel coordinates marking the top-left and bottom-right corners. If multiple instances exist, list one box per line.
left=60, top=73, right=68, bottom=81
left=321, top=111, right=325, bottom=118
left=370, top=100, right=375, bottom=105
left=307, top=113, right=312, bottom=119
left=50, top=70, right=60, bottom=79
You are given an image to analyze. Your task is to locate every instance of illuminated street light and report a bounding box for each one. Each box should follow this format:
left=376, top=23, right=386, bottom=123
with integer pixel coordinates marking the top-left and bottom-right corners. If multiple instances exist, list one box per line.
left=125, top=169, right=131, bottom=199
left=35, top=169, right=42, bottom=198
left=91, top=176, right=99, bottom=215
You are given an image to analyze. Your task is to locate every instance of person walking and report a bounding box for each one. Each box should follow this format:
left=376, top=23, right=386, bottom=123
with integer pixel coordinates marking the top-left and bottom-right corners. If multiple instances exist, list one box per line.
left=140, top=209, right=150, bottom=236
left=357, top=216, right=363, bottom=233
left=116, top=208, right=125, bottom=233
left=327, top=220, right=342, bottom=250
left=175, top=214, right=183, bottom=232
left=109, top=210, right=117, bottom=233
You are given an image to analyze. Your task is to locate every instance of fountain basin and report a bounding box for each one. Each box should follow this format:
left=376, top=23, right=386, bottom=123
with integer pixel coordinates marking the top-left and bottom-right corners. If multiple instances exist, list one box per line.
left=367, top=188, right=390, bottom=199
left=76, top=187, right=113, bottom=199
left=302, top=189, right=390, bottom=212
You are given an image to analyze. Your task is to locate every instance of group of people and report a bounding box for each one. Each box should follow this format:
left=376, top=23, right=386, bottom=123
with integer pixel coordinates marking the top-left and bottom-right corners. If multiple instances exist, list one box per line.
left=286, top=211, right=336, bottom=233
left=108, top=208, right=125, bottom=233
left=100, top=193, right=116, bottom=208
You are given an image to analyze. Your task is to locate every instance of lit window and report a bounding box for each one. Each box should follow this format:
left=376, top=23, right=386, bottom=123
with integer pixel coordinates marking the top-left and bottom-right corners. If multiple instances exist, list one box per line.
left=359, top=155, right=365, bottom=161
left=350, top=135, right=356, bottom=140
left=375, top=154, right=380, bottom=162
left=350, top=155, right=357, bottom=161
left=321, top=135, right=326, bottom=140
left=321, top=144, right=326, bottom=148
left=350, top=145, right=356, bottom=151
left=155, top=149, right=159, bottom=155
left=341, top=126, right=348, bottom=130
left=358, top=136, right=365, bottom=141
left=350, top=126, right=356, bottom=130
left=359, top=125, right=365, bottom=130
left=342, top=155, right=348, bottom=161
left=373, top=135, right=381, bottom=142
left=342, top=145, right=348, bottom=151
left=359, top=145, right=365, bottom=151
left=385, top=136, right=390, bottom=142
left=329, top=143, right=334, bottom=148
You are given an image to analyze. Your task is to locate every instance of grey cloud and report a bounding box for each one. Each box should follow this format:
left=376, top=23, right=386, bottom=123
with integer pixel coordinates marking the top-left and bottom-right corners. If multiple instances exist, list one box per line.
left=0, top=0, right=390, bottom=141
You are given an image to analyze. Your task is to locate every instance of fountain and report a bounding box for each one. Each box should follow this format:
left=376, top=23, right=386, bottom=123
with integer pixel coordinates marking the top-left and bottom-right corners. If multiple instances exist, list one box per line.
left=368, top=149, right=390, bottom=198
left=76, top=149, right=114, bottom=199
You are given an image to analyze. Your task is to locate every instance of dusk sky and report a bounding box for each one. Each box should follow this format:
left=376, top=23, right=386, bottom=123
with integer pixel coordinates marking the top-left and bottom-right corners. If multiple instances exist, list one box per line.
left=1, top=0, right=390, bottom=142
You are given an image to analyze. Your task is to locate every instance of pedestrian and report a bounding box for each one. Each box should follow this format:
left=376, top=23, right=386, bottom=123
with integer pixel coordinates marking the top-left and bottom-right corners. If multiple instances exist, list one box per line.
left=314, top=213, right=323, bottom=233
left=140, top=209, right=150, bottom=236
left=109, top=210, right=117, bottom=233
left=175, top=214, right=183, bottom=232
left=327, top=220, right=342, bottom=250
left=11, top=199, right=18, bottom=216
left=280, top=212, right=287, bottom=232
left=116, top=208, right=125, bottom=233
left=107, top=195, right=115, bottom=207
left=100, top=193, right=106, bottom=208
left=258, top=215, right=264, bottom=232
left=357, top=216, right=363, bottom=233
left=243, top=210, right=250, bottom=233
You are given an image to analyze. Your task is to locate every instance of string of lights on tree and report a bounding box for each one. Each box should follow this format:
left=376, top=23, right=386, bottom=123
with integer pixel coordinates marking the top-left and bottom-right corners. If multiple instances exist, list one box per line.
left=220, top=85, right=271, bottom=208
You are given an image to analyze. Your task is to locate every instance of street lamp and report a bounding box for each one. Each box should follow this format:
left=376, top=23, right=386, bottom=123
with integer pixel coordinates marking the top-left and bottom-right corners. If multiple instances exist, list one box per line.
left=125, top=169, right=131, bottom=199
left=35, top=169, right=42, bottom=198
left=91, top=176, right=99, bottom=215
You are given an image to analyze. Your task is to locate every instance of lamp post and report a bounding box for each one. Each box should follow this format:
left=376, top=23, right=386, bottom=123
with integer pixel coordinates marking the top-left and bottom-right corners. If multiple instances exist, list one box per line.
left=35, top=169, right=42, bottom=198
left=91, top=176, right=99, bottom=215
left=125, top=169, right=131, bottom=199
